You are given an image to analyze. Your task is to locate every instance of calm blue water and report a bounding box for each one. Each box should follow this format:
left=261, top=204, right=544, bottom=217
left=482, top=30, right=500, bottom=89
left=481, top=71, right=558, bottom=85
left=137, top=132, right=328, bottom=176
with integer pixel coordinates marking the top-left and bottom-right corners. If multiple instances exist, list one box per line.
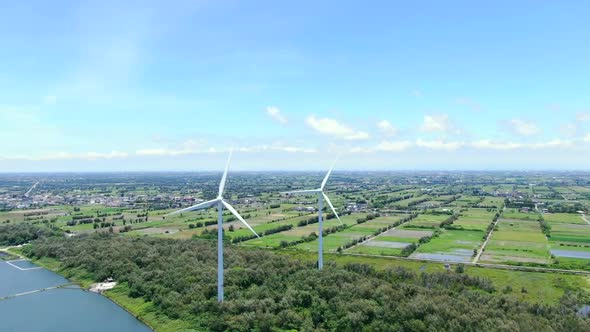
left=551, top=249, right=590, bottom=259
left=0, top=261, right=152, bottom=332
left=8, top=259, right=39, bottom=269
left=0, top=261, right=68, bottom=298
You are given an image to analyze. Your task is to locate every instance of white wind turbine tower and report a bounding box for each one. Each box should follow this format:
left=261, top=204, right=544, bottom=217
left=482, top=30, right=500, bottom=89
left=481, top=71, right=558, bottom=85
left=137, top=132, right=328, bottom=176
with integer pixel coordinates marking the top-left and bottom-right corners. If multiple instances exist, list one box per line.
left=284, top=160, right=342, bottom=270
left=168, top=150, right=259, bottom=302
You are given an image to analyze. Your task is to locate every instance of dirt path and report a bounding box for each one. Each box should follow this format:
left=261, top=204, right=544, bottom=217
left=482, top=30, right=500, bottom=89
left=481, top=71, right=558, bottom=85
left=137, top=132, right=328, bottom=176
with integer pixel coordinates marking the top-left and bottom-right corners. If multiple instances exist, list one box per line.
left=472, top=208, right=505, bottom=264
left=581, top=214, right=590, bottom=225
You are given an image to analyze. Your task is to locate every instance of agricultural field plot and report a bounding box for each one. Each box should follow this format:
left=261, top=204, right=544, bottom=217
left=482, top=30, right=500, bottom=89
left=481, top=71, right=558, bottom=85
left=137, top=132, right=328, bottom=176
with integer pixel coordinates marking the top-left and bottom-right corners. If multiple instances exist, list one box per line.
left=417, top=200, right=442, bottom=208
left=0, top=207, right=69, bottom=224
left=545, top=218, right=590, bottom=262
left=571, top=186, right=590, bottom=194
left=432, top=195, right=455, bottom=202
left=243, top=214, right=362, bottom=248
left=402, top=214, right=448, bottom=229
left=222, top=213, right=322, bottom=239
left=480, top=219, right=551, bottom=264
left=481, top=185, right=499, bottom=193
left=515, top=185, right=534, bottom=195
left=293, top=215, right=403, bottom=252
left=542, top=213, right=586, bottom=224
left=477, top=197, right=504, bottom=208
left=347, top=229, right=433, bottom=256
left=502, top=209, right=540, bottom=221
left=128, top=207, right=316, bottom=240
left=411, top=230, right=484, bottom=262
left=496, top=184, right=515, bottom=193
left=452, top=208, right=496, bottom=231
left=392, top=195, right=432, bottom=208
left=450, top=196, right=482, bottom=207
left=547, top=223, right=590, bottom=244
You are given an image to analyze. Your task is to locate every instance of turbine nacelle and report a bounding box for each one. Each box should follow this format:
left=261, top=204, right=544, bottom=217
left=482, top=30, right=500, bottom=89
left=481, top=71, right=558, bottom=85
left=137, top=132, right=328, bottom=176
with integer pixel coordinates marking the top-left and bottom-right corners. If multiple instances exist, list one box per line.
left=167, top=150, right=260, bottom=238
left=282, top=160, right=342, bottom=225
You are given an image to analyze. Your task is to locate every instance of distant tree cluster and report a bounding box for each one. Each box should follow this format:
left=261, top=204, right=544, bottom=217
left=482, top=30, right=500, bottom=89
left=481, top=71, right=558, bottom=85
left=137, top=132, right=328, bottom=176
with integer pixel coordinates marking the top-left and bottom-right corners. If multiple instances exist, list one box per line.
left=23, top=235, right=590, bottom=331
left=0, top=223, right=58, bottom=246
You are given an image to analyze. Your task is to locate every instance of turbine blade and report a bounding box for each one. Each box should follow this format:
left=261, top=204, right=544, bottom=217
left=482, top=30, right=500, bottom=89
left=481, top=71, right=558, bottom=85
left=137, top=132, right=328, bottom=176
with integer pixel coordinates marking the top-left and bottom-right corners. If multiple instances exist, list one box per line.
left=323, top=192, right=342, bottom=225
left=167, top=199, right=218, bottom=216
left=218, top=149, right=233, bottom=197
left=320, top=159, right=338, bottom=190
left=222, top=200, right=260, bottom=238
left=281, top=189, right=321, bottom=196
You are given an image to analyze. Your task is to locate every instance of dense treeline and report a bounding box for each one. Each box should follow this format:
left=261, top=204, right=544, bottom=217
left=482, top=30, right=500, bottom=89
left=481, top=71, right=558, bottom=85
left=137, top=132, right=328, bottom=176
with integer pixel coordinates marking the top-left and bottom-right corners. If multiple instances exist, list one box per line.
left=24, top=235, right=590, bottom=331
left=0, top=223, right=58, bottom=246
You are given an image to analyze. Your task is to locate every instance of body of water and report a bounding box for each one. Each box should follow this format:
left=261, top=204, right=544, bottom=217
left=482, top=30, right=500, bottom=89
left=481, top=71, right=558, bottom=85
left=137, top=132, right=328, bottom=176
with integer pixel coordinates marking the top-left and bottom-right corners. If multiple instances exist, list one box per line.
left=551, top=249, right=590, bottom=259
left=0, top=260, right=152, bottom=332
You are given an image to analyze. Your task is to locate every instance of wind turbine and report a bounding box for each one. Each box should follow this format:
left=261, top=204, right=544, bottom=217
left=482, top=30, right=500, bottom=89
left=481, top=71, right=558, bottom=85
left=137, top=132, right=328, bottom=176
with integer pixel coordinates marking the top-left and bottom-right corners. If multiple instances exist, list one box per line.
left=168, top=150, right=259, bottom=302
left=284, top=160, right=341, bottom=270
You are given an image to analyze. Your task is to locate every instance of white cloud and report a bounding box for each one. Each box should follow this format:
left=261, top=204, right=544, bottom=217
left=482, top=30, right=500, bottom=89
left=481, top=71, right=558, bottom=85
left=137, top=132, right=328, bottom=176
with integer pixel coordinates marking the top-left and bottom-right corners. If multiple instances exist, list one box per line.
left=471, top=139, right=575, bottom=150
left=528, top=139, right=574, bottom=149
left=506, top=119, right=540, bottom=136
left=136, top=147, right=215, bottom=157
left=470, top=140, right=522, bottom=150
left=376, top=120, right=398, bottom=136
left=265, top=106, right=287, bottom=124
left=136, top=140, right=317, bottom=156
left=136, top=139, right=213, bottom=156
left=584, top=133, right=590, bottom=142
left=416, top=139, right=463, bottom=151
left=375, top=140, right=412, bottom=152
left=306, top=115, right=369, bottom=140
left=350, top=140, right=412, bottom=153
left=420, top=114, right=459, bottom=134
left=272, top=146, right=316, bottom=153
left=238, top=143, right=317, bottom=154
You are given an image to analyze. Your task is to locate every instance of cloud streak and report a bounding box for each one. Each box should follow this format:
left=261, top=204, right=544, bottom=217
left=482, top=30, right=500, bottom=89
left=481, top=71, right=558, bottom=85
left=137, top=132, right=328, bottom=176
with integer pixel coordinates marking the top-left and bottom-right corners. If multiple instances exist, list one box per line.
left=377, top=120, right=398, bottom=136
left=505, top=119, right=540, bottom=136
left=265, top=106, right=287, bottom=124
left=420, top=114, right=460, bottom=135
left=306, top=115, right=369, bottom=140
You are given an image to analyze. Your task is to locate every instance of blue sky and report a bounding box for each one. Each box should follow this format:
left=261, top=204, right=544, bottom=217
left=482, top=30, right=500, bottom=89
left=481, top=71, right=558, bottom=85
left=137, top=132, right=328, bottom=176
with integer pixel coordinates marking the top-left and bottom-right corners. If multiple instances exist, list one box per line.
left=1, top=1, right=589, bottom=171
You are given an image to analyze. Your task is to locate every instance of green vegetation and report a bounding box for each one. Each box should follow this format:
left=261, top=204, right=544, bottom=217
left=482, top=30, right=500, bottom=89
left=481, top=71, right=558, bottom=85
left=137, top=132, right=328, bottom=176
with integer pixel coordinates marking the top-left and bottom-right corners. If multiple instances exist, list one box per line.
left=481, top=219, right=551, bottom=264
left=23, top=235, right=590, bottom=331
left=0, top=223, right=58, bottom=246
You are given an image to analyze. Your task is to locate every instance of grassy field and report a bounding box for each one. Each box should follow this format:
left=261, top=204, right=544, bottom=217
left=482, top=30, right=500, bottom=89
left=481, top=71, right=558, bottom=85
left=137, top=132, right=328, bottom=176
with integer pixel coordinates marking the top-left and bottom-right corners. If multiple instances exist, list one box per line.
left=347, top=228, right=433, bottom=256
left=480, top=219, right=551, bottom=264
left=402, top=213, right=448, bottom=229
left=411, top=229, right=483, bottom=262
left=548, top=223, right=590, bottom=244
left=453, top=208, right=496, bottom=231
left=543, top=213, right=586, bottom=224
left=478, top=197, right=505, bottom=208
left=293, top=214, right=402, bottom=252
left=241, top=213, right=361, bottom=248
left=502, top=209, right=541, bottom=221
